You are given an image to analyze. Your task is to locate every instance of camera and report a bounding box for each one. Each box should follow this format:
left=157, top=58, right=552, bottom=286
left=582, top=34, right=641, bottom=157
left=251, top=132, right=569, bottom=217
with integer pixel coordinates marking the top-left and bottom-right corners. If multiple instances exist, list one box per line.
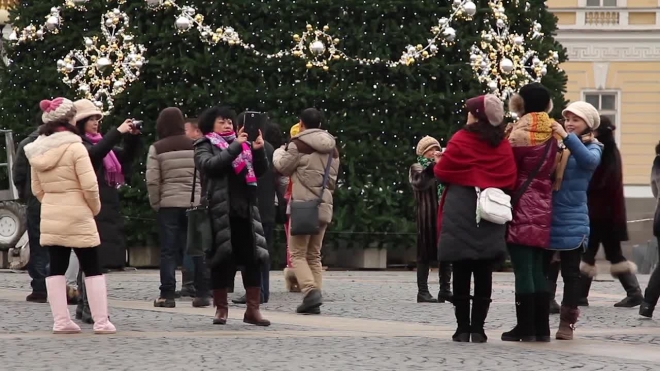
left=130, top=119, right=143, bottom=131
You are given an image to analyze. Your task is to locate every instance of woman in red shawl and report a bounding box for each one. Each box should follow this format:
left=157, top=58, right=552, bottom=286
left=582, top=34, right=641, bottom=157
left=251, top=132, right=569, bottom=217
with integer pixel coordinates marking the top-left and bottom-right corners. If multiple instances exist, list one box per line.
left=434, top=94, right=517, bottom=343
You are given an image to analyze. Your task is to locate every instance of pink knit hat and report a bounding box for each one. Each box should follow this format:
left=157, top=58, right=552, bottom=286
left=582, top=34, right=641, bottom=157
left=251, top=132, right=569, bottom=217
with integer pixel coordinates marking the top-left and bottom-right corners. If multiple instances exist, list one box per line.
left=40, top=98, right=76, bottom=124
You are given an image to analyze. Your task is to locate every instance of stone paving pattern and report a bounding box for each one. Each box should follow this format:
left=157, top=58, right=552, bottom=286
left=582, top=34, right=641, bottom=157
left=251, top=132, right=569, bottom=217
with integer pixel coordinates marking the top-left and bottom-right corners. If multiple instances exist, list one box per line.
left=0, top=270, right=659, bottom=370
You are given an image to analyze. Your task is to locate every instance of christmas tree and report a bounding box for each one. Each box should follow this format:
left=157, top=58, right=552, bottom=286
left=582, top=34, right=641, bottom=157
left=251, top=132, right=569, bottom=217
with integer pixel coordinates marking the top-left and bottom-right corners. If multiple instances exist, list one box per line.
left=0, top=0, right=567, bottom=259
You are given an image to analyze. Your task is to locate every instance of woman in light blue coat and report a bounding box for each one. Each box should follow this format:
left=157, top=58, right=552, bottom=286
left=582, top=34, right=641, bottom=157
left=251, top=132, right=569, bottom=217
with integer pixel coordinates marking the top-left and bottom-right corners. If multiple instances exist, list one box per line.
left=548, top=101, right=602, bottom=341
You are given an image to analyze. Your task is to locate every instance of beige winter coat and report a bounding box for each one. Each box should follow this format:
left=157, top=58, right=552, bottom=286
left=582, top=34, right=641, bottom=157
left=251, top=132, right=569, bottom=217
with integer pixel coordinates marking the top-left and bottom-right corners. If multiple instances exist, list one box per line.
left=24, top=131, right=101, bottom=248
left=273, top=128, right=340, bottom=224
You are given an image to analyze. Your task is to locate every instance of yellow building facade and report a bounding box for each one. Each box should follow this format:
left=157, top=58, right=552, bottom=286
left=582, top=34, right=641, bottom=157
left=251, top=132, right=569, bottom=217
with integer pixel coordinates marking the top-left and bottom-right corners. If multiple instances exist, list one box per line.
left=549, top=0, right=660, bottom=198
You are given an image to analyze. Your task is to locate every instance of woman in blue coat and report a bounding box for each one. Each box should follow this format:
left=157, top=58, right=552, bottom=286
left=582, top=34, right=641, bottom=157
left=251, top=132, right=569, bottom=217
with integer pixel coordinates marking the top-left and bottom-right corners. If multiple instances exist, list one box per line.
left=548, top=101, right=602, bottom=341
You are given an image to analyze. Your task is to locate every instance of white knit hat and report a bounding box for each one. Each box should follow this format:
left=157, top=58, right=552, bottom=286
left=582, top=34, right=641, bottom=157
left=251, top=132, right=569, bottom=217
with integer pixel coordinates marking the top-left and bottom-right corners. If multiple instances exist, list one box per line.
left=73, top=99, right=103, bottom=123
left=416, top=136, right=441, bottom=156
left=562, top=101, right=601, bottom=130
left=39, top=98, right=76, bottom=124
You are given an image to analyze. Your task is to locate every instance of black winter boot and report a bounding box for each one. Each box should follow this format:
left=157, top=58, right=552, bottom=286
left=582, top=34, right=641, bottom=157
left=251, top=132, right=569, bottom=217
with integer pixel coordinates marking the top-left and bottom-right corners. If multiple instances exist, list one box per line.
left=501, top=294, right=536, bottom=342
left=639, top=301, right=655, bottom=318
left=534, top=291, right=551, bottom=342
left=452, top=295, right=470, bottom=342
left=470, top=296, right=491, bottom=343
left=437, top=262, right=453, bottom=303
left=577, top=275, right=592, bottom=307
left=614, top=273, right=644, bottom=307
left=416, top=263, right=437, bottom=303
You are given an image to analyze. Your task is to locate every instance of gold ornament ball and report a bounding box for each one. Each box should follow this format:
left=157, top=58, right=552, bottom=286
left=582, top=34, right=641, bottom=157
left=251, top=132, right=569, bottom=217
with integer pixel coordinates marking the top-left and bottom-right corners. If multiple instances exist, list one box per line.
left=195, top=14, right=204, bottom=23
left=323, top=25, right=329, bottom=32
left=293, top=34, right=300, bottom=42
left=90, top=55, right=97, bottom=62
left=322, top=65, right=329, bottom=71
left=332, top=54, right=340, bottom=60
left=306, top=24, right=312, bottom=31
left=416, top=44, right=423, bottom=51
left=407, top=57, right=415, bottom=65
left=228, top=40, right=235, bottom=45
left=333, top=38, right=339, bottom=45
left=88, top=70, right=95, bottom=77
left=212, top=35, right=219, bottom=43
left=422, top=51, right=429, bottom=57
left=306, top=62, right=313, bottom=69
left=489, top=52, right=496, bottom=60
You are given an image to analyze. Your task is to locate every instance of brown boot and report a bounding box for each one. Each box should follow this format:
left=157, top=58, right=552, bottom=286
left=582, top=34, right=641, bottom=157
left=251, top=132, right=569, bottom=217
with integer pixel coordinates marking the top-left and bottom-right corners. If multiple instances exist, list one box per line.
left=243, top=287, right=270, bottom=326
left=212, top=289, right=228, bottom=325
left=556, top=306, right=579, bottom=340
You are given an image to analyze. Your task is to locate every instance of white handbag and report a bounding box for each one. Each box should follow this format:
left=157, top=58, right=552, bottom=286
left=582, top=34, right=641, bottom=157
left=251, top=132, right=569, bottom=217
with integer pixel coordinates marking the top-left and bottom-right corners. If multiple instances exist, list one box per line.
left=475, top=187, right=512, bottom=225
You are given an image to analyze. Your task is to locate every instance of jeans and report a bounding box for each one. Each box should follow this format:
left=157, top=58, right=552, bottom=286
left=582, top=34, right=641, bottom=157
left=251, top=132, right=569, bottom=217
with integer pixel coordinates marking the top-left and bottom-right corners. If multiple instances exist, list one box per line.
left=26, top=207, right=48, bottom=293
left=546, top=249, right=581, bottom=308
left=508, top=244, right=547, bottom=294
left=65, top=250, right=79, bottom=288
left=157, top=207, right=188, bottom=299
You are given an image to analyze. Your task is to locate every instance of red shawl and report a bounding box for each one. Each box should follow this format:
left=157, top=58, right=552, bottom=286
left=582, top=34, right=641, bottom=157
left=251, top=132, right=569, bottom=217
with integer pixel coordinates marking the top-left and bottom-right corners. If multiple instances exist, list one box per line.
left=434, top=129, right=517, bottom=233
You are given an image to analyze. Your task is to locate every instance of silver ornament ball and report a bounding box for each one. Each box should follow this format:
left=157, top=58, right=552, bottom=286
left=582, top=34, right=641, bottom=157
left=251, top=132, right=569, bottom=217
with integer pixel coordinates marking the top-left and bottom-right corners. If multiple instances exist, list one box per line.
left=500, top=58, right=514, bottom=73
left=488, top=80, right=498, bottom=91
left=176, top=16, right=191, bottom=30
left=513, top=36, right=523, bottom=46
left=443, top=27, right=456, bottom=42
left=46, top=16, right=59, bottom=30
left=496, top=19, right=505, bottom=28
left=310, top=40, right=325, bottom=55
left=463, top=1, right=477, bottom=16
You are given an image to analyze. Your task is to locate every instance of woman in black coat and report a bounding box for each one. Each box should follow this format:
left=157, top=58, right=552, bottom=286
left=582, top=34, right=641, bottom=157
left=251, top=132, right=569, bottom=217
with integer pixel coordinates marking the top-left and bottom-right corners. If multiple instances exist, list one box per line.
left=640, top=142, right=660, bottom=318
left=194, top=106, right=270, bottom=327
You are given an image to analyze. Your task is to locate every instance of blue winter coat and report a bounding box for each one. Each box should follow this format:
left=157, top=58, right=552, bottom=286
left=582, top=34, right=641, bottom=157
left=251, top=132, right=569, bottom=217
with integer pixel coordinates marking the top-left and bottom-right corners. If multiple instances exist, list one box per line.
left=549, top=133, right=603, bottom=250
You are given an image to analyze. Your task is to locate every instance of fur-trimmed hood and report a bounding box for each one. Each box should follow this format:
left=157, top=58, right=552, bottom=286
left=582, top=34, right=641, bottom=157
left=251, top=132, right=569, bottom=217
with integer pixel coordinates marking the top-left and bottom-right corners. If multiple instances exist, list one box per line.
left=24, top=131, right=82, bottom=172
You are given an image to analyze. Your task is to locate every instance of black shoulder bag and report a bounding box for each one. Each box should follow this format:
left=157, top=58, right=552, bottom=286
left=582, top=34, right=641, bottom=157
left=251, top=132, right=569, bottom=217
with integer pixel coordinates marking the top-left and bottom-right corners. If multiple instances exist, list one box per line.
left=511, top=140, right=553, bottom=206
left=289, top=154, right=333, bottom=236
left=186, top=167, right=213, bottom=257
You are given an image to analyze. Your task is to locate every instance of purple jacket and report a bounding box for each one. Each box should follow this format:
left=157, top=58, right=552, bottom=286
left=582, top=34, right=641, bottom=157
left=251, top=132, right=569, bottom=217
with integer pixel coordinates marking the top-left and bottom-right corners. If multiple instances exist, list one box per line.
left=506, top=141, right=558, bottom=248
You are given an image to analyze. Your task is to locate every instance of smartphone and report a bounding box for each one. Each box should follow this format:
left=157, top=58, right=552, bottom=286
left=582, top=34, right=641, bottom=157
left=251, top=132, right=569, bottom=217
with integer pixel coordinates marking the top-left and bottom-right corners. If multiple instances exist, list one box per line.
left=242, top=111, right=263, bottom=142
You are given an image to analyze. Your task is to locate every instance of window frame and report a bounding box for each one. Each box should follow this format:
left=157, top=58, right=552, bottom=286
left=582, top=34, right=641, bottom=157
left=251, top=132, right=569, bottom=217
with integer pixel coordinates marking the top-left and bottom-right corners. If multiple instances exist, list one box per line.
left=583, top=0, right=619, bottom=7
left=581, top=90, right=621, bottom=146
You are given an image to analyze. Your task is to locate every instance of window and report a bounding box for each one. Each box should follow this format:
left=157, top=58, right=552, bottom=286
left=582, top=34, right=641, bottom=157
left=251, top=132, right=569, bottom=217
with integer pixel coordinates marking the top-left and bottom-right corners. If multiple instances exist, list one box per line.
left=583, top=91, right=619, bottom=143
left=586, top=0, right=617, bottom=6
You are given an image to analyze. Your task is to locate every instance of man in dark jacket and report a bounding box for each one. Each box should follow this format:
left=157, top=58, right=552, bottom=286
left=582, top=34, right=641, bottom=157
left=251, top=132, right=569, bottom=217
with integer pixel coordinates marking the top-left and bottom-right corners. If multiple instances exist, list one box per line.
left=13, top=128, right=49, bottom=303
left=232, top=114, right=276, bottom=304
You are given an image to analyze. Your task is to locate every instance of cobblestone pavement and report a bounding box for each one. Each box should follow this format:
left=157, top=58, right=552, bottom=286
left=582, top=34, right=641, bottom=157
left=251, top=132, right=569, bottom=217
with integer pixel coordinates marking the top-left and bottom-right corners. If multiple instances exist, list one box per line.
left=1, top=269, right=659, bottom=370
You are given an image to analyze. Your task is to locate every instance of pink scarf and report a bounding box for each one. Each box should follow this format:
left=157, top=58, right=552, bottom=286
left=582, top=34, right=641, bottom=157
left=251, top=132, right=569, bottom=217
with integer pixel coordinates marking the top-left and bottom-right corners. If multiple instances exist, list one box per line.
left=206, top=131, right=257, bottom=186
left=85, top=133, right=124, bottom=186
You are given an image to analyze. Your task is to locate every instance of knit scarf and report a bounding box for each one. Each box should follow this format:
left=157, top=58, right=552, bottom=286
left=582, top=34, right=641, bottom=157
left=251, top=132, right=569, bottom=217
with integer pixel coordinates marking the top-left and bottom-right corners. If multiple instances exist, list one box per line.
left=206, top=131, right=257, bottom=187
left=553, top=132, right=599, bottom=191
left=417, top=156, right=444, bottom=199
left=85, top=133, right=124, bottom=186
left=506, top=112, right=554, bottom=147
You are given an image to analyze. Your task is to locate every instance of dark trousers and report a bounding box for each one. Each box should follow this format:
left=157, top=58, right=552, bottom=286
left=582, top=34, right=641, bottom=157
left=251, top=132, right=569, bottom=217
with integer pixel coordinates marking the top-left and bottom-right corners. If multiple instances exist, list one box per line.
left=191, top=255, right=210, bottom=297
left=157, top=207, right=188, bottom=299
left=26, top=207, right=48, bottom=293
left=508, top=244, right=547, bottom=294
left=211, top=216, right=261, bottom=290
left=48, top=246, right=101, bottom=278
left=644, top=238, right=660, bottom=306
left=453, top=259, right=493, bottom=300
left=261, top=222, right=274, bottom=302
left=582, top=231, right=626, bottom=265
left=545, top=249, right=581, bottom=308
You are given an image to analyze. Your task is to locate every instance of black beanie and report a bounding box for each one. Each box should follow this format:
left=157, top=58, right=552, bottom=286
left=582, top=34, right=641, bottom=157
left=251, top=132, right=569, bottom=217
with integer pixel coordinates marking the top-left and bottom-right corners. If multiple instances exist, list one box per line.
left=518, top=83, right=551, bottom=114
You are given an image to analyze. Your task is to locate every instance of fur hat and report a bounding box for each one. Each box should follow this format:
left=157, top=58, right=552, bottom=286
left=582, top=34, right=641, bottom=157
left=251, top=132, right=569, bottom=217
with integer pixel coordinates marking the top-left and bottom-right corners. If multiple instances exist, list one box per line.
left=466, top=94, right=504, bottom=126
left=40, top=98, right=76, bottom=124
left=416, top=136, right=441, bottom=156
left=562, top=101, right=601, bottom=130
left=509, top=83, right=553, bottom=116
left=73, top=99, right=103, bottom=123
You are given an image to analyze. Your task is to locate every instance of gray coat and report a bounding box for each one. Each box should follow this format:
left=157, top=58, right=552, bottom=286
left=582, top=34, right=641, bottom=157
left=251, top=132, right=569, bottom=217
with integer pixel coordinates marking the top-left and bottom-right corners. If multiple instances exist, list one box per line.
left=438, top=185, right=507, bottom=262
left=194, top=138, right=269, bottom=267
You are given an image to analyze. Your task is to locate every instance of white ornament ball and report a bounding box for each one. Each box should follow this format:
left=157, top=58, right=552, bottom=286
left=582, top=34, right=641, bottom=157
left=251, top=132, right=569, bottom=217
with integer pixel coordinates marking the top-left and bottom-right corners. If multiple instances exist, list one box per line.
left=94, top=101, right=103, bottom=108
left=96, top=57, right=111, bottom=68
left=439, top=17, right=448, bottom=26
left=57, top=60, right=65, bottom=68
left=500, top=58, right=514, bottom=73
left=46, top=16, right=59, bottom=30
left=113, top=9, right=121, bottom=15
left=541, top=67, right=548, bottom=76
left=488, top=80, right=498, bottom=91
left=105, top=18, right=114, bottom=27
left=79, top=84, right=90, bottom=92
left=146, top=0, right=162, bottom=6
left=453, top=0, right=462, bottom=6
left=480, top=61, right=488, bottom=69
left=463, top=1, right=477, bottom=16
left=65, top=63, right=74, bottom=73
left=443, top=27, right=456, bottom=42
left=533, top=57, right=540, bottom=65
left=310, top=40, right=325, bottom=55
left=113, top=80, right=124, bottom=89
left=513, top=36, right=523, bottom=46
left=84, top=37, right=93, bottom=47
left=496, top=19, right=505, bottom=29
left=36, top=30, right=44, bottom=38
left=135, top=60, right=143, bottom=68
left=50, top=7, right=59, bottom=15
left=483, top=33, right=493, bottom=42
left=470, top=53, right=478, bottom=62
left=176, top=16, right=191, bottom=30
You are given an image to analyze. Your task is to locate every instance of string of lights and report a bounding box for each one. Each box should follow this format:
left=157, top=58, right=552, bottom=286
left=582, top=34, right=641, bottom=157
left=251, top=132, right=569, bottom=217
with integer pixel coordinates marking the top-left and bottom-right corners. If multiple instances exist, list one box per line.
left=10, top=0, right=477, bottom=68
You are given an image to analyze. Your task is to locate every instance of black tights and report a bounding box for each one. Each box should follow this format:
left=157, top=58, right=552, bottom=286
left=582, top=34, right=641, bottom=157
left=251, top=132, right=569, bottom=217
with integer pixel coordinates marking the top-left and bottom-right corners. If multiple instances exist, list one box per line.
left=453, top=259, right=493, bottom=300
left=48, top=246, right=102, bottom=278
left=545, top=249, right=581, bottom=308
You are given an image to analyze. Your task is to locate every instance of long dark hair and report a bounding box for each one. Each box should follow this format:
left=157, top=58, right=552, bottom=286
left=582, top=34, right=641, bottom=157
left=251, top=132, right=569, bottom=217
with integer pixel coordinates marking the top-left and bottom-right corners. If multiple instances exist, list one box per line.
left=38, top=119, right=78, bottom=136
left=463, top=120, right=506, bottom=147
left=592, top=116, right=621, bottom=189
